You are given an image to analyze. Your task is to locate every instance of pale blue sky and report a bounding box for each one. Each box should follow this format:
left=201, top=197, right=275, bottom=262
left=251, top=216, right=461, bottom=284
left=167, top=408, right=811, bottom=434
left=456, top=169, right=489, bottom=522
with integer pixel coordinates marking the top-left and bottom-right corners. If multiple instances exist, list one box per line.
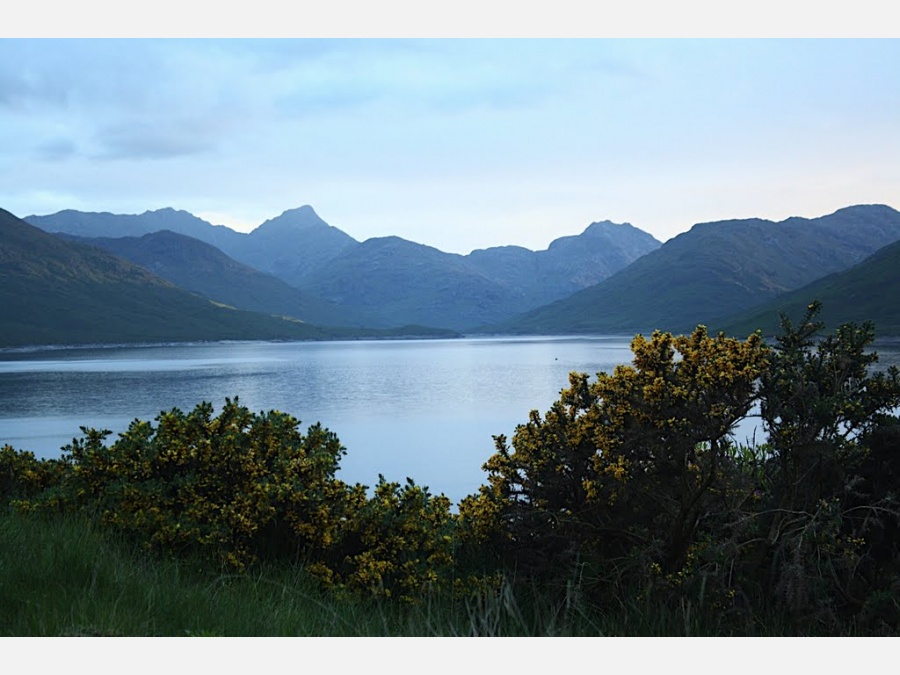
left=1, top=38, right=898, bottom=253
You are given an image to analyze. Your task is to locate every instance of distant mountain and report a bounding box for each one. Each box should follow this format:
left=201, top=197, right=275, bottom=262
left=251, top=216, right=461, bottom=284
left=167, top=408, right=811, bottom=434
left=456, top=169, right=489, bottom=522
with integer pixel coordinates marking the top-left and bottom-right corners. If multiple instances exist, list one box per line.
left=0, top=209, right=347, bottom=347
left=301, top=236, right=527, bottom=329
left=497, top=205, right=900, bottom=335
left=300, top=222, right=660, bottom=330
left=0, top=209, right=456, bottom=348
left=26, top=207, right=246, bottom=250
left=28, top=207, right=661, bottom=330
left=238, top=207, right=360, bottom=287
left=61, top=230, right=380, bottom=328
left=466, top=220, right=661, bottom=308
left=27, top=206, right=359, bottom=288
left=718, top=237, right=900, bottom=337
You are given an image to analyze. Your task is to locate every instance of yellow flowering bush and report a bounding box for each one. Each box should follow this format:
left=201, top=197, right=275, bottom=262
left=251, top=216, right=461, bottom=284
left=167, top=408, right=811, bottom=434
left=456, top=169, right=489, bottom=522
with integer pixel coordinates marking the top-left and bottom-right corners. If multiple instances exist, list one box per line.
left=0, top=445, right=69, bottom=505
left=313, top=476, right=457, bottom=602
left=46, top=398, right=357, bottom=570
left=471, top=326, right=769, bottom=593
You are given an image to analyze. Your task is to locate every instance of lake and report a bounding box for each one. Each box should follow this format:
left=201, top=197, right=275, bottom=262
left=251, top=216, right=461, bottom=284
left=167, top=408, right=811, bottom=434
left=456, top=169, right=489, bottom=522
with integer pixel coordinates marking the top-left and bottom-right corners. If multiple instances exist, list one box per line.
left=0, top=336, right=638, bottom=504
left=3, top=336, right=898, bottom=505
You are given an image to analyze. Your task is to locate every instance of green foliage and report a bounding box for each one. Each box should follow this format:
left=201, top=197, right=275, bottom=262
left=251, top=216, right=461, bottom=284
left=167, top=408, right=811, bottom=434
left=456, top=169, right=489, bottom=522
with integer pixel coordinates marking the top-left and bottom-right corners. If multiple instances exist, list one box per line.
left=21, top=399, right=354, bottom=571
left=7, top=399, right=466, bottom=602
left=754, top=302, right=900, bottom=627
left=0, top=445, right=69, bottom=504
left=471, top=326, right=769, bottom=598
left=470, top=306, right=900, bottom=632
left=310, top=476, right=456, bottom=602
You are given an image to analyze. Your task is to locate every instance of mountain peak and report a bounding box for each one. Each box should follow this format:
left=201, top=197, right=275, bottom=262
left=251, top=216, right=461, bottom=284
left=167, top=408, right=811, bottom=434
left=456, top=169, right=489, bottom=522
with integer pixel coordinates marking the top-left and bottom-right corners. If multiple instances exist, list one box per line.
left=582, top=220, right=636, bottom=235
left=258, top=205, right=328, bottom=232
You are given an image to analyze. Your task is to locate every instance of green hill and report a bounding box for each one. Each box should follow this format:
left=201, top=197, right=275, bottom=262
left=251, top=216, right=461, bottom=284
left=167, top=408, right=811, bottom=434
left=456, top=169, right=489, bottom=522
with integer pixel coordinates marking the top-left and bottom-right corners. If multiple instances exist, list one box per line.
left=1, top=208, right=458, bottom=347
left=496, top=205, right=900, bottom=335
left=63, top=230, right=381, bottom=328
left=718, top=238, right=900, bottom=336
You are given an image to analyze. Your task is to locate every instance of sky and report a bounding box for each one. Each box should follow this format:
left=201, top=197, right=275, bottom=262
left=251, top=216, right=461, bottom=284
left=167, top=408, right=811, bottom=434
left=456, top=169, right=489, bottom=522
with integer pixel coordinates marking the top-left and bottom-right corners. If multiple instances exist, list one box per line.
left=1, top=36, right=899, bottom=254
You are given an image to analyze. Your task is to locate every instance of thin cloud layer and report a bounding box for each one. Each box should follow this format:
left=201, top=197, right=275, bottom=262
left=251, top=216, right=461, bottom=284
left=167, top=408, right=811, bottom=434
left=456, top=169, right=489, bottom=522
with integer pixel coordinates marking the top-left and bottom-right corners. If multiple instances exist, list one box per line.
left=1, top=39, right=898, bottom=253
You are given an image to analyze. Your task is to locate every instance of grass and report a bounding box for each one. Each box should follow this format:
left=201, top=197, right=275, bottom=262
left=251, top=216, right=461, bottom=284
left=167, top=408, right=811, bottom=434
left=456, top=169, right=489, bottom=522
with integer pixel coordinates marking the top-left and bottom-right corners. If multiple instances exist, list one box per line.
left=0, top=510, right=843, bottom=637
left=1, top=510, right=596, bottom=637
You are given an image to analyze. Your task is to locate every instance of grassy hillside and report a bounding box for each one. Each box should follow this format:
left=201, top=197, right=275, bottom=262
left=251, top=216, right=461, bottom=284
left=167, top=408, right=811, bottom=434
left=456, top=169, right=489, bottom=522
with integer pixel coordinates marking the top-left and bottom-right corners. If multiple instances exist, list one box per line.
left=496, top=204, right=900, bottom=335
left=0, top=208, right=456, bottom=347
left=718, top=238, right=900, bottom=336
left=65, top=230, right=381, bottom=328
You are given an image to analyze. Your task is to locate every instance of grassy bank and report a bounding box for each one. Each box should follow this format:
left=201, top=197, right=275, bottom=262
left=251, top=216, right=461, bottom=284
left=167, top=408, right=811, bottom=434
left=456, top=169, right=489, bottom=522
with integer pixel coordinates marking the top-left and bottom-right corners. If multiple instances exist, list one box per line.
left=0, top=511, right=796, bottom=637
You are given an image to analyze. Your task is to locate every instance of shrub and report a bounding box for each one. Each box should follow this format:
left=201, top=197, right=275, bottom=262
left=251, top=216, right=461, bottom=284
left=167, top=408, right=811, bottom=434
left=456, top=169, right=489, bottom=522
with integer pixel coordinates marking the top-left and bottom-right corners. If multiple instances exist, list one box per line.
left=37, top=398, right=357, bottom=570
left=470, top=326, right=769, bottom=601
left=310, top=476, right=456, bottom=602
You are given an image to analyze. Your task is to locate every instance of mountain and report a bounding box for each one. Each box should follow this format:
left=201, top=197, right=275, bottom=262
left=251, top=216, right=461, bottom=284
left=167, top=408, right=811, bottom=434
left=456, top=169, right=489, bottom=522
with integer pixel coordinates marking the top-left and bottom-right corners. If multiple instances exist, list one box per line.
left=497, top=205, right=900, bottom=335
left=26, top=205, right=358, bottom=288
left=25, top=207, right=246, bottom=250
left=300, top=236, right=527, bottom=329
left=299, top=222, right=660, bottom=330
left=466, top=220, right=661, bottom=308
left=60, top=230, right=380, bottom=328
left=0, top=208, right=456, bottom=348
left=235, top=206, right=360, bottom=287
left=718, top=237, right=900, bottom=337
left=27, top=207, right=661, bottom=330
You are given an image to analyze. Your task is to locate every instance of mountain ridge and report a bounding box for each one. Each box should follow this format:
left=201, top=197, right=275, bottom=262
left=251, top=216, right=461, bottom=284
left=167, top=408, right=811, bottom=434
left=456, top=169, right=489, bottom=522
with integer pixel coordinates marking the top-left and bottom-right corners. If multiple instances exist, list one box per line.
left=494, top=204, right=900, bottom=335
left=27, top=207, right=662, bottom=330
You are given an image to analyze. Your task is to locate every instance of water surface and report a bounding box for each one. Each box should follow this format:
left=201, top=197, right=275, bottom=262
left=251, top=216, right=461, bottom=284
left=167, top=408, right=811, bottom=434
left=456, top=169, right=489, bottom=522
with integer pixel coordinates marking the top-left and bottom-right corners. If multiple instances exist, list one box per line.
left=0, top=336, right=634, bottom=504
left=3, top=336, right=897, bottom=505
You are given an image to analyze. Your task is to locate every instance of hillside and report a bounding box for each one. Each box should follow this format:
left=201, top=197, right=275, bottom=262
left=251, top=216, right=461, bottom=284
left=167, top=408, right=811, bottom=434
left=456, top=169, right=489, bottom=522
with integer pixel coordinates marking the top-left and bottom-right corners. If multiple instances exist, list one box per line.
left=1, top=209, right=457, bottom=348
left=28, top=207, right=661, bottom=330
left=301, top=236, right=528, bottom=329
left=718, top=237, right=900, bottom=337
left=62, top=230, right=380, bottom=328
left=496, top=205, right=900, bottom=335
left=27, top=206, right=360, bottom=289
left=466, top=220, right=661, bottom=308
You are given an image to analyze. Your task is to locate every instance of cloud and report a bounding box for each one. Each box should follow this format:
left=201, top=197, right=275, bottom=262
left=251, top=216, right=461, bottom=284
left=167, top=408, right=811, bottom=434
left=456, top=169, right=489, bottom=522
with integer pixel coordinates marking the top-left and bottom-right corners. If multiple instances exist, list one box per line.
left=36, top=137, right=77, bottom=161
left=94, top=119, right=219, bottom=160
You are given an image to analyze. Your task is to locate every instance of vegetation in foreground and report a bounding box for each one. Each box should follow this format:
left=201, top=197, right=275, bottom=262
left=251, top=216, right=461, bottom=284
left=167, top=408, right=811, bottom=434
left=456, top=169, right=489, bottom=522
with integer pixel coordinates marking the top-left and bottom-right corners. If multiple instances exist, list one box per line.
left=2, top=302, right=900, bottom=636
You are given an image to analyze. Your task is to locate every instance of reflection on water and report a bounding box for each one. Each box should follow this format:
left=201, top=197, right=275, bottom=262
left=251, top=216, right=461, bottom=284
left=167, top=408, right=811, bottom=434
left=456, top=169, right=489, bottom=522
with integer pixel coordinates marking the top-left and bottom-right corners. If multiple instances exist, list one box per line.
left=0, top=337, right=634, bottom=504
left=2, top=337, right=897, bottom=505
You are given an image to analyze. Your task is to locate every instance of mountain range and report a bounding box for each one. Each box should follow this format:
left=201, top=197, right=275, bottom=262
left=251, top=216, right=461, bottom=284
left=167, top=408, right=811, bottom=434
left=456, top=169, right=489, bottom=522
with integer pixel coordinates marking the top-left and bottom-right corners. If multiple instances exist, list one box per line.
left=496, top=205, right=900, bottom=335
left=0, top=209, right=458, bottom=348
left=7, top=202, right=900, bottom=347
left=28, top=206, right=661, bottom=330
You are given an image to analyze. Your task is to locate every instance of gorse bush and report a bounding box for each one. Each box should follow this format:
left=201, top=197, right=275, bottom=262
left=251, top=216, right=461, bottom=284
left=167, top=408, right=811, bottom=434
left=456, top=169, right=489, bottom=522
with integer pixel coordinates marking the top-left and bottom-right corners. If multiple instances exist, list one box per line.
left=3, top=303, right=900, bottom=633
left=313, top=476, right=456, bottom=601
left=6, top=399, right=457, bottom=601
left=463, top=326, right=769, bottom=598
left=755, top=303, right=900, bottom=628
left=464, top=304, right=900, bottom=632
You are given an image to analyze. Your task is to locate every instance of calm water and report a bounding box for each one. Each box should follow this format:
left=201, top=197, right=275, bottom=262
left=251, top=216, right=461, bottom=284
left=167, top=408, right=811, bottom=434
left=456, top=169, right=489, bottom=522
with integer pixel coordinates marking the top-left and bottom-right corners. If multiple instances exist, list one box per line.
left=0, top=336, right=636, bottom=504
left=3, top=336, right=898, bottom=505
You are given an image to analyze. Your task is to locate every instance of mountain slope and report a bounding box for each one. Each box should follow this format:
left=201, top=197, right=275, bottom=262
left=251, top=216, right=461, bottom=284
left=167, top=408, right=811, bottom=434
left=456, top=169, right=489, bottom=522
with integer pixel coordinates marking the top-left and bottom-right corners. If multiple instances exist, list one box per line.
left=62, top=230, right=380, bottom=328
left=466, top=220, right=661, bottom=307
left=302, top=236, right=527, bottom=329
left=27, top=205, right=359, bottom=288
left=497, top=205, right=900, bottom=335
left=718, top=237, right=900, bottom=336
left=236, top=206, right=360, bottom=287
left=0, top=208, right=346, bottom=347
left=27, top=207, right=661, bottom=330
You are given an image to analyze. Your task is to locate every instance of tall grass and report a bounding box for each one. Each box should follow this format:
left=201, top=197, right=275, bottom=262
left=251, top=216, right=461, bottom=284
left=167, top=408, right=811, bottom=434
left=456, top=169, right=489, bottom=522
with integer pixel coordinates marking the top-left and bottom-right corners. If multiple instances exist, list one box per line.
left=1, top=511, right=804, bottom=636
